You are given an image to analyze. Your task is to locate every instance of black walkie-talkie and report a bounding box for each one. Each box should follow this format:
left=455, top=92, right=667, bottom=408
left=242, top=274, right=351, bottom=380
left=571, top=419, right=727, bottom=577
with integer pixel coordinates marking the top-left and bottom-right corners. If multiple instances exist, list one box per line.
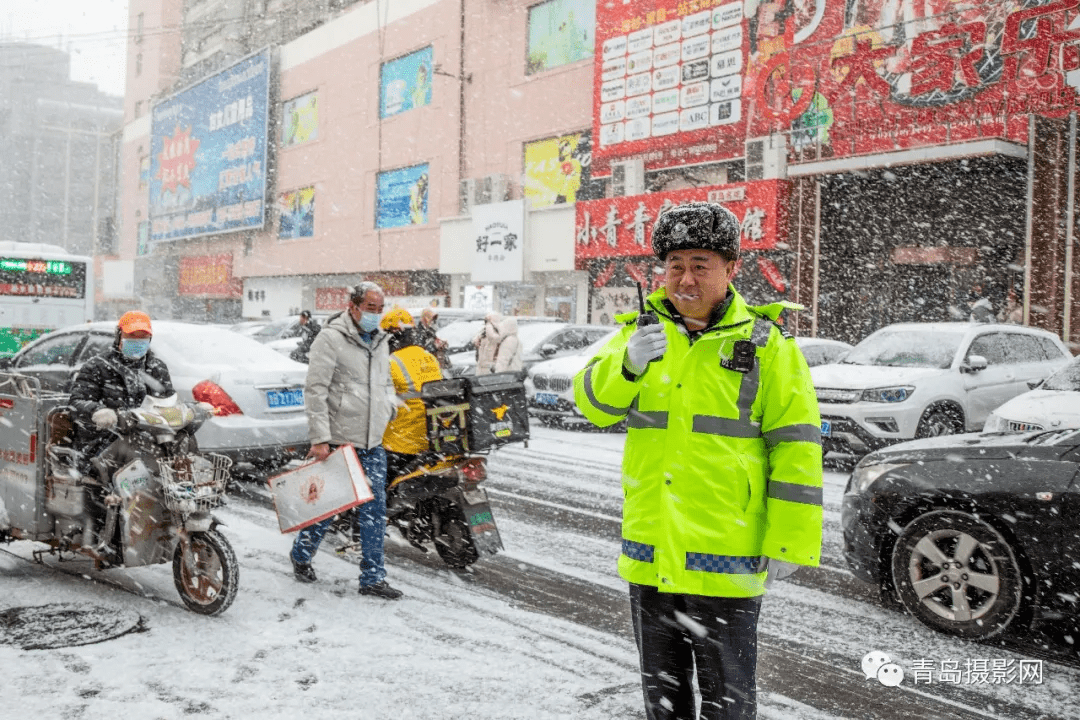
left=635, top=282, right=661, bottom=369
left=636, top=282, right=657, bottom=328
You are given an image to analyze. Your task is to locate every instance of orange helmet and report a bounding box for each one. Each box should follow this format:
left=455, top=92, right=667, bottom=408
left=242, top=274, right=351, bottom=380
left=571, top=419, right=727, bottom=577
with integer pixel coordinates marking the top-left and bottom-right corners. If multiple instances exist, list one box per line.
left=118, top=310, right=152, bottom=336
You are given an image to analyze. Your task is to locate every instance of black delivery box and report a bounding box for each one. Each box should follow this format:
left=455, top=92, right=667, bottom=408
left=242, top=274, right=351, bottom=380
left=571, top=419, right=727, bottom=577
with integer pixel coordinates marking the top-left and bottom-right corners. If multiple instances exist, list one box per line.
left=421, top=378, right=469, bottom=455
left=465, top=372, right=529, bottom=451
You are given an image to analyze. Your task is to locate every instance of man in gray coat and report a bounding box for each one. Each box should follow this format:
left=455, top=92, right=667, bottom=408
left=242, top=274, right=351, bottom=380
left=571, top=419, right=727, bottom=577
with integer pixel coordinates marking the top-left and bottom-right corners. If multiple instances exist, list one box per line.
left=290, top=281, right=404, bottom=599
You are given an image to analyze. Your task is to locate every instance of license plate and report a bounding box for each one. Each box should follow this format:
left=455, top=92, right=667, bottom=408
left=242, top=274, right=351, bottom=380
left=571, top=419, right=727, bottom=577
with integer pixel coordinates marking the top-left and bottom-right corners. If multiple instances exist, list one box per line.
left=267, top=388, right=304, bottom=408
left=821, top=420, right=831, bottom=437
left=535, top=392, right=558, bottom=406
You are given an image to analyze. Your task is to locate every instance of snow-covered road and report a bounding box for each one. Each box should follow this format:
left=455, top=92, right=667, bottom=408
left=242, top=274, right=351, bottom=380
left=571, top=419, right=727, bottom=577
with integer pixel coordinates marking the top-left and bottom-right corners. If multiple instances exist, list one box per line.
left=482, top=425, right=1080, bottom=720
left=2, top=422, right=1079, bottom=719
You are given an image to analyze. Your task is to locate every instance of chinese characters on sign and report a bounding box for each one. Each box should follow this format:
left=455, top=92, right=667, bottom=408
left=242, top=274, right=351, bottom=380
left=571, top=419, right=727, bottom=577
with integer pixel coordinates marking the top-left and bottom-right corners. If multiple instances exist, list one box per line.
left=178, top=254, right=241, bottom=298
left=575, top=181, right=787, bottom=260
left=472, top=200, right=525, bottom=283
left=149, top=49, right=270, bottom=242
left=594, top=1, right=1080, bottom=176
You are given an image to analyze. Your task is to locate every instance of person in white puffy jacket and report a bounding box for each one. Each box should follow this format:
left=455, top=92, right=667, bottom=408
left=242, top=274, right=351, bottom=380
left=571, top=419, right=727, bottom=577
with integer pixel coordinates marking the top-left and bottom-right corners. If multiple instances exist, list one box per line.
left=493, top=315, right=523, bottom=373
left=475, top=312, right=523, bottom=374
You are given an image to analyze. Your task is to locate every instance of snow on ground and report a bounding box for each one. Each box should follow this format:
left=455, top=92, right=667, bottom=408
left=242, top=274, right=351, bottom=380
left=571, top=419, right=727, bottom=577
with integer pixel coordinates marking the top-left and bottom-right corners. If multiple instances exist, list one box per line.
left=0, top=504, right=642, bottom=720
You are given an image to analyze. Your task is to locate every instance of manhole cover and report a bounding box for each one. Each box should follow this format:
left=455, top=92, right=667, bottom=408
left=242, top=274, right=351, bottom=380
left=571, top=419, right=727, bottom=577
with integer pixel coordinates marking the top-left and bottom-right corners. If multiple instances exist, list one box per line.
left=0, top=603, right=146, bottom=650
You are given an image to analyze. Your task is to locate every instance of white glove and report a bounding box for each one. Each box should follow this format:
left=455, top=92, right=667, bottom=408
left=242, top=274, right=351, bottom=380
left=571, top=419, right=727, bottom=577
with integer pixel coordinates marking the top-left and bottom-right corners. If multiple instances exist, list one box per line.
left=623, top=323, right=667, bottom=376
left=92, top=408, right=118, bottom=429
left=196, top=402, right=215, bottom=414
left=764, top=559, right=800, bottom=588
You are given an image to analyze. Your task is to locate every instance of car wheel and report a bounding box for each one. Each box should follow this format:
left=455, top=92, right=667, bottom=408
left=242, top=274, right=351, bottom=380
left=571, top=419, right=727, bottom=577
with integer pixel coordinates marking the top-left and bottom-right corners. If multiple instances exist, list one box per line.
left=915, top=406, right=964, bottom=438
left=891, top=510, right=1023, bottom=640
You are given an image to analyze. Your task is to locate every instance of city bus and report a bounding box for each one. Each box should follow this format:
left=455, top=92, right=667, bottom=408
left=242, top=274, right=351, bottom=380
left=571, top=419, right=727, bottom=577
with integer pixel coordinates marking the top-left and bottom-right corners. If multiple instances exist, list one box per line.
left=0, top=242, right=94, bottom=357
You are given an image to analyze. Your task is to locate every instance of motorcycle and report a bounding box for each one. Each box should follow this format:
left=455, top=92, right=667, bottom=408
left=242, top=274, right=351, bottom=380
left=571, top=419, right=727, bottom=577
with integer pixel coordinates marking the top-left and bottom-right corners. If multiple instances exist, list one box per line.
left=387, top=452, right=501, bottom=569
left=328, top=452, right=501, bottom=570
left=0, top=371, right=240, bottom=616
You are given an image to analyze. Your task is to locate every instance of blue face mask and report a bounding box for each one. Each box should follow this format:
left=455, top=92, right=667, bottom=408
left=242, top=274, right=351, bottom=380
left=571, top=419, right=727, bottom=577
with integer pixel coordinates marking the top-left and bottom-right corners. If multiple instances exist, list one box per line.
left=120, top=338, right=151, bottom=359
left=359, top=312, right=381, bottom=333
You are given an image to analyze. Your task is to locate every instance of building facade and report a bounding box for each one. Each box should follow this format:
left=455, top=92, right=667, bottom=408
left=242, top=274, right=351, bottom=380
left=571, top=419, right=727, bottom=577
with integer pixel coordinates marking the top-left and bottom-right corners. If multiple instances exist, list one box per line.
left=115, top=0, right=600, bottom=322
left=116, top=0, right=1080, bottom=346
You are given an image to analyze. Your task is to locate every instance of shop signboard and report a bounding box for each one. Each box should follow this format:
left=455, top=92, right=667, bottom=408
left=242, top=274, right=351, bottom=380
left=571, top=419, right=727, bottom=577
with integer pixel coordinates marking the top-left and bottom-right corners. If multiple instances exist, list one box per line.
left=574, top=180, right=788, bottom=260
left=593, top=1, right=1080, bottom=175
left=148, top=49, right=270, bottom=242
left=471, top=200, right=525, bottom=283
left=178, top=254, right=241, bottom=298
left=316, top=287, right=350, bottom=311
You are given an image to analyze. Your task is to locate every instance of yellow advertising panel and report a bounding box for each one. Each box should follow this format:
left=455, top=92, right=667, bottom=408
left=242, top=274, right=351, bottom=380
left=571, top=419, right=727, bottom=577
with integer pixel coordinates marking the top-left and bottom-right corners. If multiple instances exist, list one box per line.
left=524, top=131, right=591, bottom=210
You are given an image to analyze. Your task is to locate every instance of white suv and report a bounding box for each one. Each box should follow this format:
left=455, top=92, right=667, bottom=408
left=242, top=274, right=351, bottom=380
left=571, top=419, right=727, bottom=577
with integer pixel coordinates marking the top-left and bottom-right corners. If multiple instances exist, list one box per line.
left=811, top=322, right=1070, bottom=454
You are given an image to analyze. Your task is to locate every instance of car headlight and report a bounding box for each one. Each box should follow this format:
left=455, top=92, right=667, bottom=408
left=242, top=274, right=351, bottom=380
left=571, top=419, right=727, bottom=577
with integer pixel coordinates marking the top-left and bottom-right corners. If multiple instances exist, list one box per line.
left=848, top=462, right=908, bottom=495
left=861, top=386, right=915, bottom=403
left=983, top=413, right=1004, bottom=432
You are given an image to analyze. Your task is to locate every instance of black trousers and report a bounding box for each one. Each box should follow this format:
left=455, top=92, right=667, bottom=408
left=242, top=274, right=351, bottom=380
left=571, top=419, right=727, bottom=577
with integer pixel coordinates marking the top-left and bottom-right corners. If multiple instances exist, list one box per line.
left=629, top=583, right=762, bottom=720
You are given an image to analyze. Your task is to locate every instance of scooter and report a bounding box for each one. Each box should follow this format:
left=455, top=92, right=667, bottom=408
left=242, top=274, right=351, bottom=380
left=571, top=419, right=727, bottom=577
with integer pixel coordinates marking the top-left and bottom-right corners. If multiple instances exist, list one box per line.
left=0, top=372, right=240, bottom=616
left=385, top=452, right=501, bottom=569
left=327, top=452, right=501, bottom=570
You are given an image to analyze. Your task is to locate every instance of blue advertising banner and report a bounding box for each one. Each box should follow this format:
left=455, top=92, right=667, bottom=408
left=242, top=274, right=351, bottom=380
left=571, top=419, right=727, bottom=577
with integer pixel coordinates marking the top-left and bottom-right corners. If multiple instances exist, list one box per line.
left=148, top=48, right=271, bottom=242
left=380, top=46, right=433, bottom=118
left=376, top=164, right=429, bottom=229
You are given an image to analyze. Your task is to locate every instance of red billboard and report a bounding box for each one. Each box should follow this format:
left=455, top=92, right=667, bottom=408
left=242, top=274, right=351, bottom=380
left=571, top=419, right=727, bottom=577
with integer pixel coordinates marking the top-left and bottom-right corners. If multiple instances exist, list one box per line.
left=574, top=180, right=788, bottom=260
left=594, top=0, right=1080, bottom=175
left=178, top=254, right=241, bottom=298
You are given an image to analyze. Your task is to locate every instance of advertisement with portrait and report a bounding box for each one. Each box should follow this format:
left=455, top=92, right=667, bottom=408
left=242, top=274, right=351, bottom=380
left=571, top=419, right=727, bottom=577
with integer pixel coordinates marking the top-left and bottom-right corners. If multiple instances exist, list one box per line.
left=380, top=46, right=434, bottom=118
left=148, top=48, right=270, bottom=242
left=524, top=130, right=603, bottom=209
left=527, top=0, right=596, bottom=74
left=278, top=186, right=315, bottom=239
left=177, top=254, right=241, bottom=299
left=376, top=164, right=430, bottom=229
left=281, top=91, right=318, bottom=147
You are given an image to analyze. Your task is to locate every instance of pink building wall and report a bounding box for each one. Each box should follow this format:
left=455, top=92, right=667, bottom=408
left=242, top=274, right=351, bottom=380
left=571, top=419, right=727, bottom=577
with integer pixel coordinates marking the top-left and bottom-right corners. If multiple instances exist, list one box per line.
left=120, top=0, right=594, bottom=289
left=119, top=0, right=183, bottom=263
left=237, top=0, right=465, bottom=280
left=463, top=1, right=594, bottom=181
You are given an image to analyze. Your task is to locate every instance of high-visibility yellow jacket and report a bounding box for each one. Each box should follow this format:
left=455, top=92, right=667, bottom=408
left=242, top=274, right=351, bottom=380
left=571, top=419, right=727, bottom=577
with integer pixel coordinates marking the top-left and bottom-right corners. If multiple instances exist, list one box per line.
left=383, top=345, right=443, bottom=455
left=573, top=286, right=823, bottom=598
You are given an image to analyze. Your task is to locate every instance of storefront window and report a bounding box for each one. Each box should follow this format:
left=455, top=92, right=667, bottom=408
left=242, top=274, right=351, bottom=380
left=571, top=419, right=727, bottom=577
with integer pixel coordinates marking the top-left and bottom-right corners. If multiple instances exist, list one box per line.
left=544, top=285, right=575, bottom=321
left=498, top=283, right=538, bottom=316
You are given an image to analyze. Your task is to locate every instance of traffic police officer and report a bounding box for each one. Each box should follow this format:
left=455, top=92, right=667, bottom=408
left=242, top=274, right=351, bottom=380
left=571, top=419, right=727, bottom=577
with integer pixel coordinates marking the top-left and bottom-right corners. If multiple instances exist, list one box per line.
left=574, top=201, right=823, bottom=720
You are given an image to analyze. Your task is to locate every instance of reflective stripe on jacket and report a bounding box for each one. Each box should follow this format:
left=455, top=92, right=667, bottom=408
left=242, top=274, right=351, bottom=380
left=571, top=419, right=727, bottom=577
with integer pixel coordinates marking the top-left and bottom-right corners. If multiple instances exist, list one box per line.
left=573, top=286, right=823, bottom=598
left=383, top=345, right=443, bottom=455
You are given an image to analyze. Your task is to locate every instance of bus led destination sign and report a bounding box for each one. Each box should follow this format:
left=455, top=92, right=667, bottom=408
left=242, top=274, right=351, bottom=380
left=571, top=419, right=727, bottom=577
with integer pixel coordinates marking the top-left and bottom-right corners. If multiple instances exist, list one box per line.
left=0, top=259, right=73, bottom=275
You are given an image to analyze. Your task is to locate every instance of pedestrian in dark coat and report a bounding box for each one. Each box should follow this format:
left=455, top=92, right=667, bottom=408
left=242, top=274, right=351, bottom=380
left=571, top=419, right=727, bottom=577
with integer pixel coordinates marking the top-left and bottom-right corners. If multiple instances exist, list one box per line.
left=289, top=310, right=321, bottom=363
